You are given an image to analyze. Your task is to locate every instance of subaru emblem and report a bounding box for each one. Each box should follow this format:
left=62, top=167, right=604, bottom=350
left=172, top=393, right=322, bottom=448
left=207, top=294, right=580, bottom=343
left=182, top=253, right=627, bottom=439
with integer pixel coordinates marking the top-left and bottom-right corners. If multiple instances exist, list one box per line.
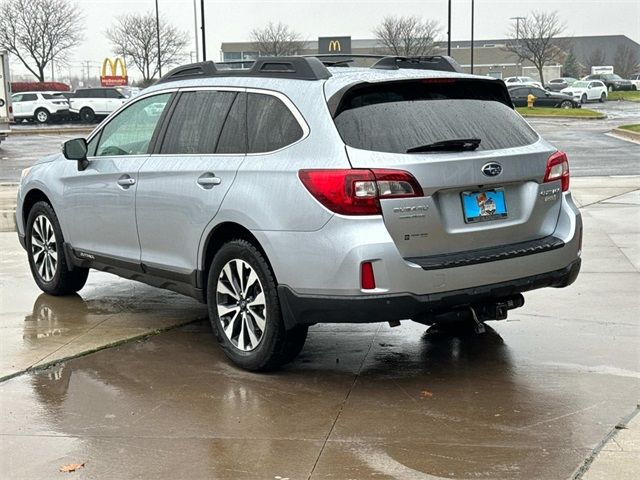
left=482, top=162, right=502, bottom=177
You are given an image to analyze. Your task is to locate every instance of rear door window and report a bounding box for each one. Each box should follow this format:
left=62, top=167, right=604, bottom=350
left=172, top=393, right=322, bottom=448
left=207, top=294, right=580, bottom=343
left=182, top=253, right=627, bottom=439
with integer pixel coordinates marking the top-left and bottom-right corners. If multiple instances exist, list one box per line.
left=247, top=93, right=303, bottom=153
left=332, top=79, right=537, bottom=154
left=160, top=90, right=237, bottom=155
left=216, top=92, right=247, bottom=154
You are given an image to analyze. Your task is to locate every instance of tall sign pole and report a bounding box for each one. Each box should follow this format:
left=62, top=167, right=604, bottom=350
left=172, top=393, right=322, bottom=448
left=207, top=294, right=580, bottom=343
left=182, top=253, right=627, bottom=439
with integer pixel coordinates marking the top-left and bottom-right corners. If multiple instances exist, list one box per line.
left=201, top=0, right=207, bottom=61
left=155, top=0, right=162, bottom=76
left=193, top=0, right=200, bottom=62
left=470, top=0, right=474, bottom=74
left=510, top=17, right=526, bottom=75
left=447, top=0, right=452, bottom=56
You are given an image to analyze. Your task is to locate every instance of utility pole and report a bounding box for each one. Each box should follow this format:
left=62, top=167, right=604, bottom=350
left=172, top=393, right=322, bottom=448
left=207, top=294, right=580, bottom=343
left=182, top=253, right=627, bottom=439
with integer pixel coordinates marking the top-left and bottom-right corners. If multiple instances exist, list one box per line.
left=155, top=0, right=162, bottom=76
left=470, top=0, right=474, bottom=74
left=201, top=0, right=206, bottom=61
left=447, top=0, right=452, bottom=56
left=193, top=0, right=200, bottom=62
left=510, top=16, right=526, bottom=75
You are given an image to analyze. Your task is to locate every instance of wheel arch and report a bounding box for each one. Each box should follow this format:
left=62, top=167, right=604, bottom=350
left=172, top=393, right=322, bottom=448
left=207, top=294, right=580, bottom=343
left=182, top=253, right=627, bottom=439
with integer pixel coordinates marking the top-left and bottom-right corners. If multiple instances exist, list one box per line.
left=22, top=188, right=53, bottom=227
left=200, top=222, right=276, bottom=296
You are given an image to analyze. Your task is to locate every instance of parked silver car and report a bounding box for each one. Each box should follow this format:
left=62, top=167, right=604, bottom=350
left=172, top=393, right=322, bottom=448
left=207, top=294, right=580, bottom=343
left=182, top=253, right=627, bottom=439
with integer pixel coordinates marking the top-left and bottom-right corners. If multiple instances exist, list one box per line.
left=16, top=56, right=582, bottom=371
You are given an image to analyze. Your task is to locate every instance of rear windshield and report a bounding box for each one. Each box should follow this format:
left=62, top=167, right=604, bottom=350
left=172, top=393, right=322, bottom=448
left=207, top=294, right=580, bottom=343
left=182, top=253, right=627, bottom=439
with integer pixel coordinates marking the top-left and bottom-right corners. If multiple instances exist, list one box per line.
left=332, top=80, right=538, bottom=154
left=42, top=93, right=66, bottom=99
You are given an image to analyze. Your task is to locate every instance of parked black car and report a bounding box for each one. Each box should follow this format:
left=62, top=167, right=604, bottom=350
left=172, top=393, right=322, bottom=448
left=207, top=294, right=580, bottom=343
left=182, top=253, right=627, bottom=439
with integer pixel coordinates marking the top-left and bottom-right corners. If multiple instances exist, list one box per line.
left=584, top=73, right=635, bottom=92
left=508, top=86, right=581, bottom=108
left=545, top=77, right=578, bottom=92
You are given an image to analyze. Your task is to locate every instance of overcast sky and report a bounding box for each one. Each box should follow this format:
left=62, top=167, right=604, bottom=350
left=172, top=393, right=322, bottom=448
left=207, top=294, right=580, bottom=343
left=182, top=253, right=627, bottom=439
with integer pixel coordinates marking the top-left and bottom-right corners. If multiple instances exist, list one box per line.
left=9, top=0, right=640, bottom=80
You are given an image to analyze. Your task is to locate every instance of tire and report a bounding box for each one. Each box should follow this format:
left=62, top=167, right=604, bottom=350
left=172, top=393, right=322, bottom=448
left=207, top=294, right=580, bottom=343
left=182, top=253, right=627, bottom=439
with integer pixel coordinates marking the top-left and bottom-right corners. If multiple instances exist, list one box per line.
left=79, top=107, right=95, bottom=123
left=600, top=93, right=606, bottom=103
left=206, top=239, right=306, bottom=371
left=608, top=85, right=613, bottom=92
left=26, top=201, right=89, bottom=295
left=581, top=94, right=587, bottom=104
left=560, top=100, right=572, bottom=109
left=34, top=108, right=50, bottom=124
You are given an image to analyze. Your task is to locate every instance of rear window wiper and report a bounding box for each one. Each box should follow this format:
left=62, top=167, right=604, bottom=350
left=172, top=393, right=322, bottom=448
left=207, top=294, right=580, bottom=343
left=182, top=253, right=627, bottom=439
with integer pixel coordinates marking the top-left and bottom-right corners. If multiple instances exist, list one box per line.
left=406, top=138, right=481, bottom=153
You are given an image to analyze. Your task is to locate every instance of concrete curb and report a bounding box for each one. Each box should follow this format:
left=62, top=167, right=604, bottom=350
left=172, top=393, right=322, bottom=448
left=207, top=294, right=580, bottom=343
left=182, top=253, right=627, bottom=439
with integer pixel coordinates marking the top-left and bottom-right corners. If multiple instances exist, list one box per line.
left=611, top=127, right=640, bottom=143
left=519, top=113, right=606, bottom=120
left=9, top=127, right=94, bottom=136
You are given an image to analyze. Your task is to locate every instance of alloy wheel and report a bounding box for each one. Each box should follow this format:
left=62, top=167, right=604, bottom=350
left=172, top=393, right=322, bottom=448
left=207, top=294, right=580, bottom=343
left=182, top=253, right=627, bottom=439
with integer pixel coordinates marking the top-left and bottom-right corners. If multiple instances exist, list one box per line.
left=36, top=111, right=48, bottom=123
left=31, top=214, right=58, bottom=282
left=216, top=259, right=266, bottom=351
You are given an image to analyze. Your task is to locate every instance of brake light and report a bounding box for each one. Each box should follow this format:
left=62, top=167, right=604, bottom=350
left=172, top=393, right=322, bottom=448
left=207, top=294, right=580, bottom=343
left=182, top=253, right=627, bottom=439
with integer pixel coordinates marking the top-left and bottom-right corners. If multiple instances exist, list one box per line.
left=544, top=151, right=570, bottom=192
left=8, top=105, right=12, bottom=114
left=361, top=261, right=376, bottom=289
left=298, top=169, right=424, bottom=215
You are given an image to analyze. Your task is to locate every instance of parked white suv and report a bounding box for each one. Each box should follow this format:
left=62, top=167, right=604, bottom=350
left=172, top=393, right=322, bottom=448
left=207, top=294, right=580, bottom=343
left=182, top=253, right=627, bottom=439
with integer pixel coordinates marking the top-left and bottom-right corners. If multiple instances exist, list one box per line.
left=11, top=91, right=70, bottom=124
left=69, top=87, right=127, bottom=123
left=561, top=80, right=607, bottom=103
left=629, top=73, right=640, bottom=90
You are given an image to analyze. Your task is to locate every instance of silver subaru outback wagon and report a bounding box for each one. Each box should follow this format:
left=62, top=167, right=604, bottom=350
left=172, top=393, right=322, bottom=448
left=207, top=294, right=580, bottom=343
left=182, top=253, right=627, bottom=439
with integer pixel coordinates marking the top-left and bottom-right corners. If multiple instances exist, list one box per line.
left=16, top=56, right=582, bottom=371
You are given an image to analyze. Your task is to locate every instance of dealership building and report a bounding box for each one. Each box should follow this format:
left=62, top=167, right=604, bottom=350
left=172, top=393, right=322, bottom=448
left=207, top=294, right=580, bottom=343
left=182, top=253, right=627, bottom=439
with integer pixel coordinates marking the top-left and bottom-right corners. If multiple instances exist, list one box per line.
left=221, top=35, right=640, bottom=80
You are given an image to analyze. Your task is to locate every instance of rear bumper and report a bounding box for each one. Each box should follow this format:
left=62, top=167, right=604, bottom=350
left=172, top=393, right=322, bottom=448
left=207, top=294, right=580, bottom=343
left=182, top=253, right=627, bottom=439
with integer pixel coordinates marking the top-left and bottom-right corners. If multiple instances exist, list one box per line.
left=278, top=258, right=581, bottom=327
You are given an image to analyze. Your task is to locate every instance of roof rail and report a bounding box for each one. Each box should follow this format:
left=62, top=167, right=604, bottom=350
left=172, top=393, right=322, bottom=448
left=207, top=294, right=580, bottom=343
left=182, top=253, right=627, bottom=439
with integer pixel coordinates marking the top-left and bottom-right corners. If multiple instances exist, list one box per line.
left=156, top=56, right=332, bottom=84
left=371, top=55, right=464, bottom=73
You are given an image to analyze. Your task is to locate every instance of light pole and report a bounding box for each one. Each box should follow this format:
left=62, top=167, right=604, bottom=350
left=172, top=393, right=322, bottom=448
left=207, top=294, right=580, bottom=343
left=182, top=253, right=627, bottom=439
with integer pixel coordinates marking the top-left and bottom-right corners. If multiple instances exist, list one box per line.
left=447, top=0, right=452, bottom=56
left=510, top=16, right=526, bottom=75
left=193, top=0, right=200, bottom=62
left=155, top=0, right=162, bottom=76
left=201, top=0, right=206, bottom=61
left=470, top=0, right=474, bottom=74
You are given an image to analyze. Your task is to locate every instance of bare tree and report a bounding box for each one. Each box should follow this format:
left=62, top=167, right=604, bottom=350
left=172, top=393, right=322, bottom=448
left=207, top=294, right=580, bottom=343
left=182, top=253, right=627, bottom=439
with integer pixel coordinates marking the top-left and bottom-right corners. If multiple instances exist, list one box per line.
left=505, top=11, right=566, bottom=85
left=250, top=22, right=306, bottom=56
left=613, top=44, right=640, bottom=79
left=106, top=12, right=189, bottom=83
left=373, top=15, right=441, bottom=56
left=585, top=48, right=606, bottom=72
left=0, top=0, right=83, bottom=81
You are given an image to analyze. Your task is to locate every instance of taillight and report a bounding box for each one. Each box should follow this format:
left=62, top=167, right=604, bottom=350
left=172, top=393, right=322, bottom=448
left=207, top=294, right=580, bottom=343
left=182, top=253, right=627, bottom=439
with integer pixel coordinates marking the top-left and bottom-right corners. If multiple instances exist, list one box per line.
left=298, top=169, right=424, bottom=215
left=544, top=151, right=570, bottom=192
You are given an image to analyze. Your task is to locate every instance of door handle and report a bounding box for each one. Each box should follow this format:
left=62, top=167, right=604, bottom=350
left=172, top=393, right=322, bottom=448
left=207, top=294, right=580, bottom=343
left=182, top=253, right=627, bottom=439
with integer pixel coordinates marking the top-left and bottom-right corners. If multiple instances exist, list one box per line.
left=197, top=173, right=222, bottom=188
left=117, top=176, right=136, bottom=188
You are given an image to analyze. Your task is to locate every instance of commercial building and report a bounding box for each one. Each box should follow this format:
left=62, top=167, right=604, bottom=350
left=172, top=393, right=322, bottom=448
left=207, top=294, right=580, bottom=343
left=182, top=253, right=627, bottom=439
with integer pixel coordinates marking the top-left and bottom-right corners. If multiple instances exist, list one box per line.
left=221, top=34, right=640, bottom=80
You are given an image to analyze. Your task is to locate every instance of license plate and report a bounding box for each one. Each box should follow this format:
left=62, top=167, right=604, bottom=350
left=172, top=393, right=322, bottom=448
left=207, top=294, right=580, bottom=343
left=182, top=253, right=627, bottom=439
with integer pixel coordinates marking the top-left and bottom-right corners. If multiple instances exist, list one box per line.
left=461, top=188, right=508, bottom=223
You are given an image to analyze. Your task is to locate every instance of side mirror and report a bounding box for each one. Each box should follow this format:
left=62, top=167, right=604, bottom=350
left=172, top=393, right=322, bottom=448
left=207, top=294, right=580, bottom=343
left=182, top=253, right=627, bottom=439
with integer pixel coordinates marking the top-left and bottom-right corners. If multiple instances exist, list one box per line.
left=62, top=138, right=90, bottom=170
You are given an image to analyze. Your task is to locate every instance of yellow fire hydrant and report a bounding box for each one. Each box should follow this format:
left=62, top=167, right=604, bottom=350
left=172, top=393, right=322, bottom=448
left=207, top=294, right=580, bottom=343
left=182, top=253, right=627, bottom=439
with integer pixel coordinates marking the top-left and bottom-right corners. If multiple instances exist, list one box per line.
left=527, top=93, right=536, bottom=108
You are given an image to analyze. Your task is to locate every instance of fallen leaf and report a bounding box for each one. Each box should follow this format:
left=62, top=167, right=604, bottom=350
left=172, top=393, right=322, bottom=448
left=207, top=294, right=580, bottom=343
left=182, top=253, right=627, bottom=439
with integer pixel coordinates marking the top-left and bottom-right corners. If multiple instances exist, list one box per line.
left=59, top=463, right=85, bottom=473
left=420, top=390, right=433, bottom=398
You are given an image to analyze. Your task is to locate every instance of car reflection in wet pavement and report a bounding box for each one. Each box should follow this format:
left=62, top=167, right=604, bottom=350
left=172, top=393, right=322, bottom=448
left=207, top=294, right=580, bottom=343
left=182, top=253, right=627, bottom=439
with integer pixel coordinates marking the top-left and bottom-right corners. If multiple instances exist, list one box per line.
left=2, top=299, right=638, bottom=479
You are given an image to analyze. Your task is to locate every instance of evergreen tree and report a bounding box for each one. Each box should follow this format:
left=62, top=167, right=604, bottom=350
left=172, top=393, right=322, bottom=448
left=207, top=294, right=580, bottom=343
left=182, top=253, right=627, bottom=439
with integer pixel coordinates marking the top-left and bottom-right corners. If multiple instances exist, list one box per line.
left=563, top=50, right=581, bottom=78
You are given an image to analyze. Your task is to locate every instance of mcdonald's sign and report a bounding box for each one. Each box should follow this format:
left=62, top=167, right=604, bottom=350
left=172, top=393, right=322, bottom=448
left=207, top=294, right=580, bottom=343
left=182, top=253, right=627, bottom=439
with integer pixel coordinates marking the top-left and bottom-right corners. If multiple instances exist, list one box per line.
left=318, top=36, right=352, bottom=54
left=100, top=57, right=128, bottom=87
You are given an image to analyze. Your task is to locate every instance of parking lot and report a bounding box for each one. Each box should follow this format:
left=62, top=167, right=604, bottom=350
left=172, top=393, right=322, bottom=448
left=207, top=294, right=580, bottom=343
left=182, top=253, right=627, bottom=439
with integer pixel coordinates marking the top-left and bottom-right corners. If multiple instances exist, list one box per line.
left=1, top=101, right=639, bottom=479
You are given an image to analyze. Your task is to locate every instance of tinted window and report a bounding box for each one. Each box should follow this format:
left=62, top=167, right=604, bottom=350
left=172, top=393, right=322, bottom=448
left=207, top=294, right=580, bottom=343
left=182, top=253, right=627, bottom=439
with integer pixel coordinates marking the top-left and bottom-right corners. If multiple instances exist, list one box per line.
left=530, top=88, right=547, bottom=96
left=333, top=81, right=537, bottom=154
left=96, top=93, right=171, bottom=156
left=21, top=94, right=37, bottom=101
left=42, top=93, right=66, bottom=100
left=217, top=92, right=247, bottom=154
left=105, top=89, right=123, bottom=99
left=11, top=94, right=23, bottom=102
left=510, top=88, right=527, bottom=96
left=247, top=93, right=303, bottom=153
left=160, top=91, right=237, bottom=155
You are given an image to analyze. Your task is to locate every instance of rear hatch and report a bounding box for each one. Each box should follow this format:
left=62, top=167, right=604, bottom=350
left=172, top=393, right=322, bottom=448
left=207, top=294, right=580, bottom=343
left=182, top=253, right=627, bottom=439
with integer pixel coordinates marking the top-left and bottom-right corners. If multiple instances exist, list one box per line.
left=330, top=78, right=564, bottom=260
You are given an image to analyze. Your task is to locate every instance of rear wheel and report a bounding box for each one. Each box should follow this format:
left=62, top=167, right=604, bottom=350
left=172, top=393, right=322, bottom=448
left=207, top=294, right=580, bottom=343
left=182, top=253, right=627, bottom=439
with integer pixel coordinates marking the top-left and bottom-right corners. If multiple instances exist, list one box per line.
left=26, top=201, right=89, bottom=295
left=207, top=239, right=306, bottom=371
left=560, top=100, right=572, bottom=109
left=580, top=94, right=587, bottom=104
left=600, top=93, right=606, bottom=103
left=34, top=108, right=50, bottom=124
left=79, top=107, right=95, bottom=123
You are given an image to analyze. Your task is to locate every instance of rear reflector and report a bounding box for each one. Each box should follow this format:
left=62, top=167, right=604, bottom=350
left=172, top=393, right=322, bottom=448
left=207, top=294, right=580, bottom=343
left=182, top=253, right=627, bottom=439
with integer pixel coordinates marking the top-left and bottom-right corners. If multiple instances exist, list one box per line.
left=298, top=169, right=423, bottom=215
left=544, top=151, right=570, bottom=192
left=361, top=261, right=376, bottom=289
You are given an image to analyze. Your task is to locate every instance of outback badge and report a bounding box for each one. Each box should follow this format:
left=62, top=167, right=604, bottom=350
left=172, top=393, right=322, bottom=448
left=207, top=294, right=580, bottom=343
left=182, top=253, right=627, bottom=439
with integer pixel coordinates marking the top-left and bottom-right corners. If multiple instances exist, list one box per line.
left=482, top=162, right=502, bottom=177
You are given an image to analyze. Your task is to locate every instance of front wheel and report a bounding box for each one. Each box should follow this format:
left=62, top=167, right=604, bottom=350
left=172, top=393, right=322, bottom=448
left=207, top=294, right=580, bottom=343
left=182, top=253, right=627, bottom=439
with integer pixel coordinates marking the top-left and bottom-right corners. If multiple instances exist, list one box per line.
left=600, top=93, right=606, bottom=103
left=26, top=201, right=89, bottom=295
left=560, top=100, right=572, bottom=109
left=207, top=239, right=306, bottom=371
